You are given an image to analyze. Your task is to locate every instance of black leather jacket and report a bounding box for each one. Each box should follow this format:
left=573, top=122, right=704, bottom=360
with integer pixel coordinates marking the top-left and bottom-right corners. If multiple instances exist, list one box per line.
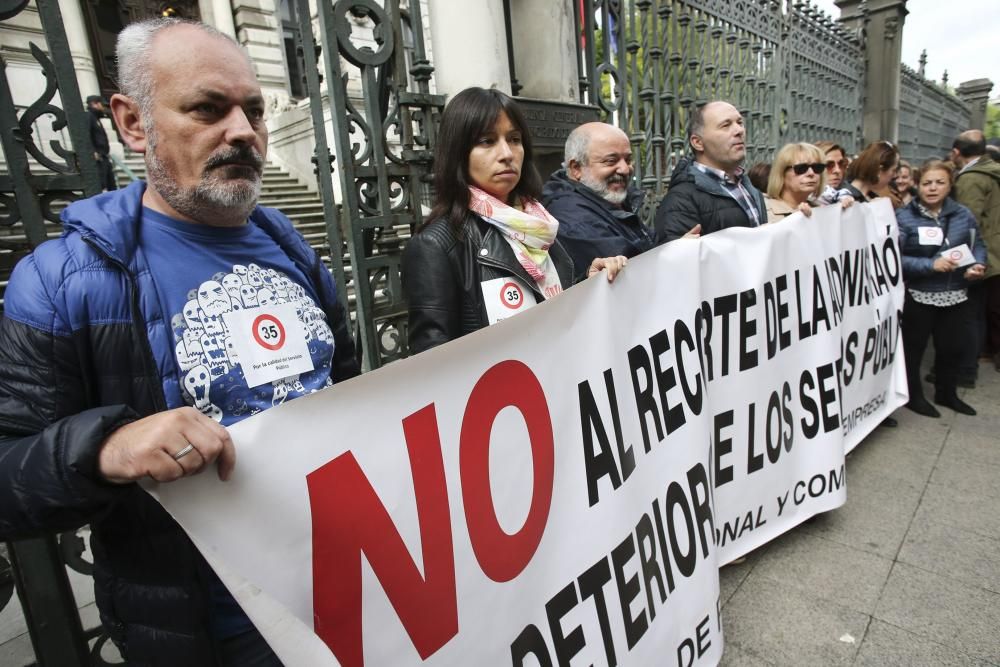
left=654, top=157, right=767, bottom=242
left=402, top=212, right=575, bottom=354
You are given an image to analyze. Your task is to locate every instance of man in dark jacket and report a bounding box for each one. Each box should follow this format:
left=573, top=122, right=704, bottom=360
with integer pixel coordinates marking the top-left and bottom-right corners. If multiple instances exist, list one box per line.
left=952, top=130, right=1000, bottom=372
left=86, top=94, right=117, bottom=191
left=542, top=122, right=654, bottom=280
left=0, top=18, right=357, bottom=666
left=654, top=100, right=766, bottom=242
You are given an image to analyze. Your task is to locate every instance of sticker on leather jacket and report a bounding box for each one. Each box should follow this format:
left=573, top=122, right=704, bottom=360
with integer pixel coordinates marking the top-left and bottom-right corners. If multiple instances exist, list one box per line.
left=481, top=276, right=537, bottom=325
left=917, top=226, right=944, bottom=246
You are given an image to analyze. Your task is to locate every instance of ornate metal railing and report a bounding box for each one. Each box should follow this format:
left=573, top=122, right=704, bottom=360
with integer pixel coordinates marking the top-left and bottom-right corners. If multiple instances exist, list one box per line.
left=296, top=0, right=442, bottom=370
left=0, top=0, right=118, bottom=662
left=1, top=0, right=101, bottom=309
left=897, top=63, right=971, bottom=163
left=574, top=0, right=864, bottom=217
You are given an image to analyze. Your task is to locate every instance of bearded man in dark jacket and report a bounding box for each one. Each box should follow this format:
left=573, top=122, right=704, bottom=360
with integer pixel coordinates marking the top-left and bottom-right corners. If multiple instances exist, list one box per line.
left=542, top=122, right=654, bottom=281
left=0, top=19, right=358, bottom=666
left=654, top=100, right=766, bottom=243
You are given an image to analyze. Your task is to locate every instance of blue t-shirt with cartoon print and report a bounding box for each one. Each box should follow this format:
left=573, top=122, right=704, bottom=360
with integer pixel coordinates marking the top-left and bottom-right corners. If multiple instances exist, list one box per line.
left=140, top=206, right=336, bottom=639
left=142, top=206, right=336, bottom=426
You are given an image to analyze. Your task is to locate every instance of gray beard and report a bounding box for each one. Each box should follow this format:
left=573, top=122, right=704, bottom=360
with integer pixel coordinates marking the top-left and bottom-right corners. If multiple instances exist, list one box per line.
left=580, top=172, right=629, bottom=206
left=145, top=127, right=262, bottom=223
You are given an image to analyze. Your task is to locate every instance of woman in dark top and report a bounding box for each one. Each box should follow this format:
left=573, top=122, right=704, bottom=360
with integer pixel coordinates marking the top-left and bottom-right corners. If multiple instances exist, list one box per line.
left=844, top=141, right=903, bottom=209
left=897, top=159, right=987, bottom=417
left=402, top=87, right=625, bottom=354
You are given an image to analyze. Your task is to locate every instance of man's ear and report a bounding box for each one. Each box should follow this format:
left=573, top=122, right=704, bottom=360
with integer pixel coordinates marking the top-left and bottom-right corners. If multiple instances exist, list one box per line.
left=110, top=93, right=147, bottom=153
left=689, top=135, right=703, bottom=154
left=567, top=159, right=584, bottom=181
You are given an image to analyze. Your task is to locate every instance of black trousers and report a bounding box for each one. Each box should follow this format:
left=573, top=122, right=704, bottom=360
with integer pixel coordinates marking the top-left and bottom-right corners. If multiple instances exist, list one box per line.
left=957, top=282, right=984, bottom=382
left=986, top=275, right=1000, bottom=355
left=96, top=154, right=118, bottom=191
left=903, top=294, right=973, bottom=401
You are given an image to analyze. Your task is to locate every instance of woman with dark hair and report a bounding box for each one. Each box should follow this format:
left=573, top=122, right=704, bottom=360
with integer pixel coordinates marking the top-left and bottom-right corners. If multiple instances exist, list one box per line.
left=897, top=159, right=987, bottom=417
left=747, top=162, right=771, bottom=194
left=402, top=87, right=626, bottom=353
left=813, top=140, right=855, bottom=205
left=844, top=141, right=902, bottom=208
left=814, top=140, right=849, bottom=190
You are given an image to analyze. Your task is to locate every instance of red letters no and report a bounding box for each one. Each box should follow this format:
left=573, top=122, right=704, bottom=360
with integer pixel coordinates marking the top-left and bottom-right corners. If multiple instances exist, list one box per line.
left=461, top=360, right=555, bottom=582
left=307, top=404, right=457, bottom=667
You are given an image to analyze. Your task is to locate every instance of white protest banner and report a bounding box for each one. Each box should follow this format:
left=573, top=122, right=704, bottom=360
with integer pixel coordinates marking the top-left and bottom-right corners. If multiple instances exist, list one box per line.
left=145, top=200, right=906, bottom=666
left=694, top=199, right=907, bottom=560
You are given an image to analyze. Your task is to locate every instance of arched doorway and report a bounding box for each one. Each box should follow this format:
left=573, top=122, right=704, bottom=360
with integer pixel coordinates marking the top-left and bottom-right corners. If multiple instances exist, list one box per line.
left=81, top=0, right=202, bottom=101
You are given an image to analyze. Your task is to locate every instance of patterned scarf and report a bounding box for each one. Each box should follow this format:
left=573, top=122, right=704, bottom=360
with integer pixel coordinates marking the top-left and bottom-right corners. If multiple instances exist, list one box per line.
left=468, top=186, right=563, bottom=298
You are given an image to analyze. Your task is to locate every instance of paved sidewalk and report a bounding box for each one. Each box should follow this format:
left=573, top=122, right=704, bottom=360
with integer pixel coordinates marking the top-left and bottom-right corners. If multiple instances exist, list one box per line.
left=720, top=360, right=1000, bottom=666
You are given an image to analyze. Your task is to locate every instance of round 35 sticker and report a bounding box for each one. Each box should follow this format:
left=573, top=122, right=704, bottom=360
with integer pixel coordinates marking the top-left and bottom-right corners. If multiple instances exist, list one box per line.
left=252, top=313, right=286, bottom=351
left=500, top=281, right=525, bottom=310
left=948, top=249, right=963, bottom=261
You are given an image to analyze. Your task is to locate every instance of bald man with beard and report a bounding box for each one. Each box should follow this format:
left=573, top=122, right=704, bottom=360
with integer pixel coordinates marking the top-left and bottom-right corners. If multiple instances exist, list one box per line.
left=542, top=122, right=655, bottom=281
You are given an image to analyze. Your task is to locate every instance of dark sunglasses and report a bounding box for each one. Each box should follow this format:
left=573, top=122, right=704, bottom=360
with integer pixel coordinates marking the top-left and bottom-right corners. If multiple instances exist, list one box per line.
left=826, top=158, right=848, bottom=170
left=788, top=162, right=827, bottom=175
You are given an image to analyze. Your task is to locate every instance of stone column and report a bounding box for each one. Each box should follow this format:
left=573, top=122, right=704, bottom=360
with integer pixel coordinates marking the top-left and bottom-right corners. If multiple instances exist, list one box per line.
left=197, top=0, right=237, bottom=38
left=510, top=0, right=580, bottom=103
left=212, top=0, right=238, bottom=38
left=836, top=0, right=908, bottom=145
left=508, top=0, right=577, bottom=102
left=59, top=0, right=100, bottom=98
left=956, top=79, right=994, bottom=131
left=426, top=0, right=510, bottom=98
left=232, top=0, right=290, bottom=113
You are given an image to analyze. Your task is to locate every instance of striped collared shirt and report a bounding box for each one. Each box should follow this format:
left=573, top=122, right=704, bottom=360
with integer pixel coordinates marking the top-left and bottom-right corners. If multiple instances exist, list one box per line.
left=693, top=162, right=761, bottom=226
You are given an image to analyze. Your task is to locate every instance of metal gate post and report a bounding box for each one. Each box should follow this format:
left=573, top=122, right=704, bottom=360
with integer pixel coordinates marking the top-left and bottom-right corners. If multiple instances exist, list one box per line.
left=7, top=536, right=90, bottom=666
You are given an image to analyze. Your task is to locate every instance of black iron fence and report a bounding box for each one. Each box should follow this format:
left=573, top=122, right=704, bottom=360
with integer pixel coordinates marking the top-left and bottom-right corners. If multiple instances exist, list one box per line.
left=898, top=63, right=971, bottom=163
left=572, top=0, right=865, bottom=218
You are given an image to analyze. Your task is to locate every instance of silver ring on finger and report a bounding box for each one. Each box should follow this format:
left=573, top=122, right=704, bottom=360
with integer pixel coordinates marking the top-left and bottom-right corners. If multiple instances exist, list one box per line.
left=173, top=443, right=196, bottom=461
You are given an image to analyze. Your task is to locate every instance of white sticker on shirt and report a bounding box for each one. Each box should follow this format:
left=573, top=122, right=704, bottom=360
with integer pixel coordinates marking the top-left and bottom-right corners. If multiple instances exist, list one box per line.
left=917, top=226, right=944, bottom=246
left=940, top=243, right=976, bottom=268
left=169, top=263, right=335, bottom=423
left=481, top=276, right=538, bottom=325
left=223, top=303, right=316, bottom=388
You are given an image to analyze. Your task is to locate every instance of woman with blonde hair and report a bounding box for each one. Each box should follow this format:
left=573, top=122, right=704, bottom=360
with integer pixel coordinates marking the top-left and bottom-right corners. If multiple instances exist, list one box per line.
left=764, top=142, right=829, bottom=222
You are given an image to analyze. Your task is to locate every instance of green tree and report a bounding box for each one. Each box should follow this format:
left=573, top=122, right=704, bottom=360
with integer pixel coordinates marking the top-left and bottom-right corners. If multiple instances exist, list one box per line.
left=986, top=102, right=1000, bottom=141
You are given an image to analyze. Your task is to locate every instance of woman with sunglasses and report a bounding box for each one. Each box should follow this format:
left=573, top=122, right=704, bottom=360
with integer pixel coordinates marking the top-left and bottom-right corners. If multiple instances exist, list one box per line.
left=402, top=87, right=626, bottom=354
left=815, top=141, right=849, bottom=190
left=844, top=140, right=903, bottom=209
left=764, top=143, right=852, bottom=223
left=897, top=159, right=987, bottom=417
left=813, top=140, right=856, bottom=205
